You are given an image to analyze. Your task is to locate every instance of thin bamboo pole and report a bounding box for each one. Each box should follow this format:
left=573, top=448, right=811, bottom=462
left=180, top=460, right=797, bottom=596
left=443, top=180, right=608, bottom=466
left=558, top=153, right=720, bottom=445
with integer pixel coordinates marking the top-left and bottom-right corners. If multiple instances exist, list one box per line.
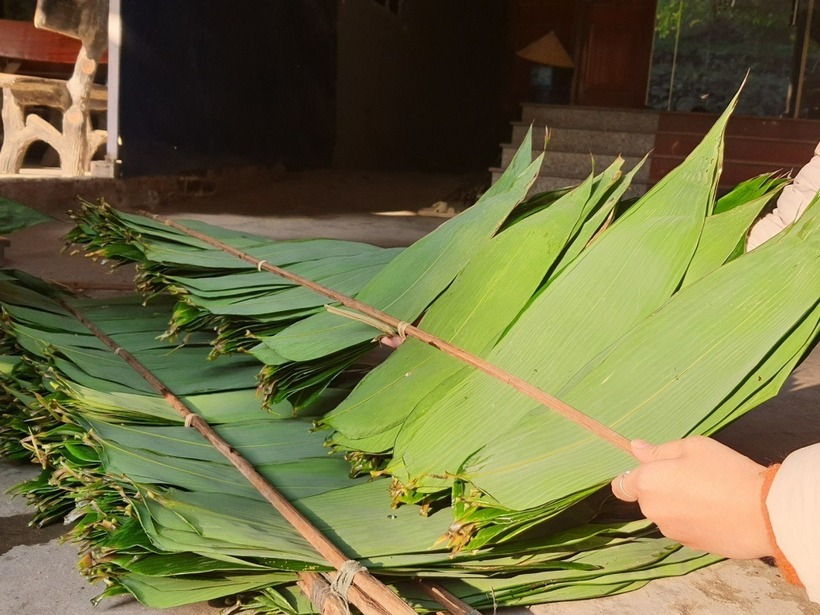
left=148, top=213, right=632, bottom=454
left=55, top=297, right=417, bottom=615
left=418, top=581, right=482, bottom=615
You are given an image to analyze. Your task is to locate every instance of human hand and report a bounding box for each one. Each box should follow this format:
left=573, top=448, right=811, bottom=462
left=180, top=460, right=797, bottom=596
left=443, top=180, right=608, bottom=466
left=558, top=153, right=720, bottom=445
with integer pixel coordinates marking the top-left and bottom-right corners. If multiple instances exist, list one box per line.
left=380, top=335, right=404, bottom=349
left=611, top=436, right=774, bottom=559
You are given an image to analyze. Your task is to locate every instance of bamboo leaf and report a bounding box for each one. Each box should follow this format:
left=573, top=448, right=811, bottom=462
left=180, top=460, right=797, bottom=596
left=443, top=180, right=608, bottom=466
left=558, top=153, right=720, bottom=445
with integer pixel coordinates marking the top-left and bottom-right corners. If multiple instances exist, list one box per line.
left=0, top=197, right=53, bottom=234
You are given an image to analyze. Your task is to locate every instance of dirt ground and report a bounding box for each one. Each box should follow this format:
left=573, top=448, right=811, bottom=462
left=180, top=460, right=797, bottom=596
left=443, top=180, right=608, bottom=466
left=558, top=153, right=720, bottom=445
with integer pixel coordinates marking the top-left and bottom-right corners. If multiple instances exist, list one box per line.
left=1, top=170, right=819, bottom=615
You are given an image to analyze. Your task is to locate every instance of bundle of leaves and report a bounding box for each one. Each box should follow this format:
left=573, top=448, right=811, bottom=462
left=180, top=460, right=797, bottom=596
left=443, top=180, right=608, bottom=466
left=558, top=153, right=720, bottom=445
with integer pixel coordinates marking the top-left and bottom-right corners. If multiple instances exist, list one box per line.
left=0, top=270, right=722, bottom=613
left=67, top=206, right=402, bottom=361
left=66, top=96, right=817, bottom=552
left=315, top=101, right=819, bottom=548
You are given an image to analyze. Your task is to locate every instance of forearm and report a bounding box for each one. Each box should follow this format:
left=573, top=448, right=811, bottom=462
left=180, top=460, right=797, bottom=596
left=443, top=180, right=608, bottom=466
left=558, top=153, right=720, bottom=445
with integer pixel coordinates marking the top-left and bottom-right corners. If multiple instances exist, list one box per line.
left=747, top=143, right=820, bottom=250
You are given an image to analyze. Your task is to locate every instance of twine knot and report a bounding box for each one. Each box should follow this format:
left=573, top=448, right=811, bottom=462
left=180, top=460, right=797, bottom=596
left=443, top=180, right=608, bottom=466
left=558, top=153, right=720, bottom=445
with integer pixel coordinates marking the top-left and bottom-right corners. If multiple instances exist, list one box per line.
left=317, top=560, right=366, bottom=615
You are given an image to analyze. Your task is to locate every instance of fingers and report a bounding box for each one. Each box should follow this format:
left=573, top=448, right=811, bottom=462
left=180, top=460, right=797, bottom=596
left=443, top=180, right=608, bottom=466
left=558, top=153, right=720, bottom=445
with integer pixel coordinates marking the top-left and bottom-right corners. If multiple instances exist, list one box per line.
left=617, top=439, right=690, bottom=501
left=380, top=335, right=404, bottom=349
left=613, top=437, right=685, bottom=502
left=631, top=435, right=719, bottom=463
left=615, top=436, right=717, bottom=503
left=631, top=438, right=685, bottom=463
left=610, top=470, right=638, bottom=503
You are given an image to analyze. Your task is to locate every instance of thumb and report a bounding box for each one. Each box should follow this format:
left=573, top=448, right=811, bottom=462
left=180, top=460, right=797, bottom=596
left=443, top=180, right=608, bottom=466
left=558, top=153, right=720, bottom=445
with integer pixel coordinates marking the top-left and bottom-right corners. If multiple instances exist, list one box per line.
left=631, top=438, right=686, bottom=463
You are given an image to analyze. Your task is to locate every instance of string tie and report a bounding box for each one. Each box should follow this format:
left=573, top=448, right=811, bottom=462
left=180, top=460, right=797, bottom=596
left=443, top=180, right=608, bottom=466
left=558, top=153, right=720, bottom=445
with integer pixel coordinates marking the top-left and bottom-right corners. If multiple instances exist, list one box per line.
left=256, top=260, right=267, bottom=271
left=324, top=305, right=394, bottom=336
left=309, top=580, right=335, bottom=613
left=323, top=560, right=366, bottom=615
left=183, top=413, right=195, bottom=428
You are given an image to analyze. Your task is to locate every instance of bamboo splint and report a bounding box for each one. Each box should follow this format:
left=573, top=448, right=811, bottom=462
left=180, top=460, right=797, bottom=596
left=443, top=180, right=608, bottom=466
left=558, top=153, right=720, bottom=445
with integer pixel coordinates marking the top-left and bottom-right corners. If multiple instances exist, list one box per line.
left=148, top=213, right=632, bottom=455
left=55, top=297, right=479, bottom=615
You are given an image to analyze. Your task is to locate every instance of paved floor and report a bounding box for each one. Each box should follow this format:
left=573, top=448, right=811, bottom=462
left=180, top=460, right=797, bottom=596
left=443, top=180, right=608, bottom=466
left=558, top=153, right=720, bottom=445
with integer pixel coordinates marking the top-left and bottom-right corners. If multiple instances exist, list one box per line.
left=1, top=172, right=819, bottom=614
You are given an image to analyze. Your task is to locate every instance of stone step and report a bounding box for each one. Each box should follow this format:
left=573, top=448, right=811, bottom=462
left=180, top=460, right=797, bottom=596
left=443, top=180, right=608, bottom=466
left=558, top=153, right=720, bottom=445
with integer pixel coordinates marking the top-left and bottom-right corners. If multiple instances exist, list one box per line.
left=520, top=103, right=660, bottom=133
left=490, top=168, right=649, bottom=198
left=499, top=146, right=651, bottom=182
left=510, top=123, right=656, bottom=157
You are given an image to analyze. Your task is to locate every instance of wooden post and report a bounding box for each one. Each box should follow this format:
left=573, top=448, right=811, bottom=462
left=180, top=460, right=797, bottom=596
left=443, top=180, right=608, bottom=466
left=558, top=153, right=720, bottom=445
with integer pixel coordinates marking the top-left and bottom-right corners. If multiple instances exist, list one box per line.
left=0, top=88, right=29, bottom=173
left=56, top=0, right=108, bottom=176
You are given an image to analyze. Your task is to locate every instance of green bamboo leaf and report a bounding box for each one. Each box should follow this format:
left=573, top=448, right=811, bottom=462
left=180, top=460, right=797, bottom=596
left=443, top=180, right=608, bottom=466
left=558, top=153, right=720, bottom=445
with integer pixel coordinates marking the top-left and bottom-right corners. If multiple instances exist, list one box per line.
left=0, top=197, right=53, bottom=234
left=118, top=571, right=298, bottom=609
left=713, top=173, right=788, bottom=215
left=694, top=307, right=819, bottom=435
left=681, top=191, right=773, bottom=287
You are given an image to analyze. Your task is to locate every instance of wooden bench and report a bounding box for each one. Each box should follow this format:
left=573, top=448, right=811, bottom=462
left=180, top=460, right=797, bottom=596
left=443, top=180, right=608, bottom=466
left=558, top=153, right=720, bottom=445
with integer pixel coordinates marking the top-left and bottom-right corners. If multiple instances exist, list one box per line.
left=0, top=0, right=109, bottom=176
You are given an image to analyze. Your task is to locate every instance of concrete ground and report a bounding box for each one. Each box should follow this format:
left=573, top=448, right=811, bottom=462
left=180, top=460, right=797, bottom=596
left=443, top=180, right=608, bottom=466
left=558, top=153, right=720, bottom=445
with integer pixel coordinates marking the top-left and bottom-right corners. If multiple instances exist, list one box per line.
left=1, top=171, right=819, bottom=615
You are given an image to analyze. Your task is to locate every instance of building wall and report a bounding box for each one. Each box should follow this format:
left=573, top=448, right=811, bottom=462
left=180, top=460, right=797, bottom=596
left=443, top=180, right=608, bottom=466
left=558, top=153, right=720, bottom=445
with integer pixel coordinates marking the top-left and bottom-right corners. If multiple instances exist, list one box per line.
left=333, top=0, right=508, bottom=172
left=118, top=0, right=336, bottom=177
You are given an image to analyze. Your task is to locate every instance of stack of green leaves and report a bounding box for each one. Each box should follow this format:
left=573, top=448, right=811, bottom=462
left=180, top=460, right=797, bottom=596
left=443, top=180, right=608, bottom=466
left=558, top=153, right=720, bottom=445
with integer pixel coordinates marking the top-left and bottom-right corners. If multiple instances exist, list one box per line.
left=67, top=205, right=402, bottom=359
left=63, top=97, right=816, bottom=554
left=0, top=270, right=721, bottom=613
left=319, top=98, right=818, bottom=547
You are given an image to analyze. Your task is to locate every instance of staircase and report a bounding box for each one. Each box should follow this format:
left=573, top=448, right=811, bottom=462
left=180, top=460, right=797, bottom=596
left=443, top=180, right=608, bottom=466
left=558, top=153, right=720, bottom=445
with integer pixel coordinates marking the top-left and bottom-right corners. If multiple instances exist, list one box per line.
left=492, top=104, right=660, bottom=197
left=493, top=103, right=820, bottom=198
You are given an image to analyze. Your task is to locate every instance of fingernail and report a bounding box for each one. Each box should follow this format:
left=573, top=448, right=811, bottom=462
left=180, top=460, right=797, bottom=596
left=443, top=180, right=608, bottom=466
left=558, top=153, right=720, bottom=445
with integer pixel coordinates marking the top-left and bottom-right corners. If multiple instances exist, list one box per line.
left=632, top=439, right=651, bottom=449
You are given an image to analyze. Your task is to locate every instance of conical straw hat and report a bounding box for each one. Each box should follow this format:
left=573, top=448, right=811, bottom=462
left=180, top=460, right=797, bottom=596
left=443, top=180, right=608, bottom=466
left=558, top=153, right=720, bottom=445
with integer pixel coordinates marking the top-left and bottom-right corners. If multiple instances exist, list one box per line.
left=516, top=31, right=574, bottom=68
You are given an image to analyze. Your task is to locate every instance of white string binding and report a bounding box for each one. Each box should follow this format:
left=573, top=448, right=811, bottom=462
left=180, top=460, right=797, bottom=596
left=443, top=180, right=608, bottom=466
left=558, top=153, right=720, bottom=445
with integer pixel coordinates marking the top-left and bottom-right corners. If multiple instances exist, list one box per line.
left=183, top=413, right=195, bottom=428
left=256, top=259, right=267, bottom=271
left=324, top=560, right=366, bottom=615
left=309, top=580, right=334, bottom=613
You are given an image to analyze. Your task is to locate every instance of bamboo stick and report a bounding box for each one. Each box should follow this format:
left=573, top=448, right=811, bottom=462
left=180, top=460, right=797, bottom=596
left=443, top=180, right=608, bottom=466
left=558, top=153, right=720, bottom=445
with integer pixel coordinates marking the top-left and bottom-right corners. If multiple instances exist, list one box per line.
left=55, top=297, right=417, bottom=615
left=148, top=213, right=632, bottom=454
left=417, top=581, right=482, bottom=615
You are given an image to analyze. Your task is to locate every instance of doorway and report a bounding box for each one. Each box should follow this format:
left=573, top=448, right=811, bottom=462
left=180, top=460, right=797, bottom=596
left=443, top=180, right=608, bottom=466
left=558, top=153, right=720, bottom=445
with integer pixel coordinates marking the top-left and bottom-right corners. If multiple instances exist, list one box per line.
left=575, top=0, right=657, bottom=107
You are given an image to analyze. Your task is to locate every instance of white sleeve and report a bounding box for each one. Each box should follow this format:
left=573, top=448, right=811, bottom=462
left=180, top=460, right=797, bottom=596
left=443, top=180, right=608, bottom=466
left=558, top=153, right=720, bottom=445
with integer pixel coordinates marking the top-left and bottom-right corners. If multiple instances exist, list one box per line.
left=766, top=444, right=820, bottom=602
left=746, top=142, right=820, bottom=251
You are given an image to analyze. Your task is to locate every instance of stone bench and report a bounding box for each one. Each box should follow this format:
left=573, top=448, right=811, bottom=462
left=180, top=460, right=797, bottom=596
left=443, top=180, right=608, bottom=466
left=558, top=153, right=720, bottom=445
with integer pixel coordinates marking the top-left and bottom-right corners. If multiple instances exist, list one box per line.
left=0, top=0, right=108, bottom=176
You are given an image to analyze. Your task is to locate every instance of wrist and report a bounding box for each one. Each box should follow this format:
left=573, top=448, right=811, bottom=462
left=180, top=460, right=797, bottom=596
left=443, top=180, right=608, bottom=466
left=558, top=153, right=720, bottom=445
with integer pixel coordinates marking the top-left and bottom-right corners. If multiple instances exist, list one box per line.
left=761, top=463, right=803, bottom=587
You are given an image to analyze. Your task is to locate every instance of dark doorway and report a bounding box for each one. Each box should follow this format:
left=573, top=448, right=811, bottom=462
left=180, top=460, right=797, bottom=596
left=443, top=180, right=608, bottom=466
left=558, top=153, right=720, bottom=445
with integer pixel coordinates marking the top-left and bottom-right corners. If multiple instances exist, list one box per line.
left=575, top=0, right=657, bottom=108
